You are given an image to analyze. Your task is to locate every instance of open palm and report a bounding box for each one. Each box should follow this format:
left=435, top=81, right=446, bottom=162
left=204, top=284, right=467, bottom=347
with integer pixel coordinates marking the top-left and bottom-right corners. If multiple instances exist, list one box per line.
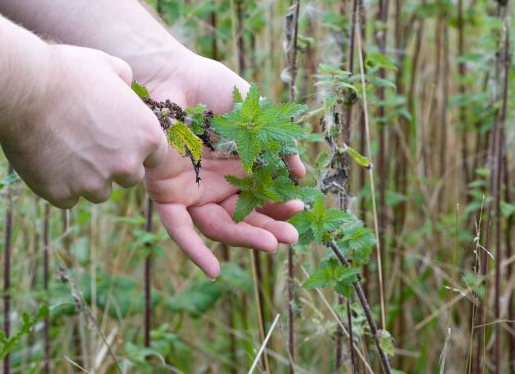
left=144, top=54, right=305, bottom=279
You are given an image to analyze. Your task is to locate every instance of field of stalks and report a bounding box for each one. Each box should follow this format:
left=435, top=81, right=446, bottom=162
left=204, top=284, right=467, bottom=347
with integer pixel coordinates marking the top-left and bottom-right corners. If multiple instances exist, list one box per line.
left=1, top=0, right=514, bottom=373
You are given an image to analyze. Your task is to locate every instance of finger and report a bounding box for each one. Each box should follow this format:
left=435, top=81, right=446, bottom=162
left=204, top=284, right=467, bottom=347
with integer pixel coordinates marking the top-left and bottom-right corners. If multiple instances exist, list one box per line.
left=189, top=203, right=279, bottom=252
left=113, top=161, right=146, bottom=188
left=40, top=183, right=79, bottom=209
left=219, top=195, right=299, bottom=244
left=284, top=154, right=306, bottom=179
left=45, top=193, right=79, bottom=210
left=143, top=129, right=169, bottom=169
left=107, top=55, right=133, bottom=85
left=256, top=199, right=304, bottom=221
left=156, top=202, right=220, bottom=279
left=81, top=180, right=113, bottom=204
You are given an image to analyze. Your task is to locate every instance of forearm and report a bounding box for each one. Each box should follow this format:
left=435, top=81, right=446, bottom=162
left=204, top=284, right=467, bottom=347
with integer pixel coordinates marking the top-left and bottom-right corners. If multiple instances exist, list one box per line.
left=0, top=15, right=50, bottom=138
left=0, top=0, right=192, bottom=84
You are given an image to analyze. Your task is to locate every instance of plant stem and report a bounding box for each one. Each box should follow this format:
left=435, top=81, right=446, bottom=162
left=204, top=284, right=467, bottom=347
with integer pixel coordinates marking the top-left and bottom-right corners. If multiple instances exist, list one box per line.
left=328, top=241, right=392, bottom=374
left=289, top=0, right=301, bottom=102
left=3, top=165, right=13, bottom=374
left=156, top=0, right=163, bottom=16
left=43, top=203, right=50, bottom=374
left=287, top=0, right=301, bottom=372
left=336, top=0, right=359, bottom=370
left=494, top=17, right=510, bottom=374
left=210, top=10, right=218, bottom=61
left=144, top=197, right=153, bottom=347
left=235, top=0, right=245, bottom=76
left=357, top=0, right=369, bottom=304
left=457, top=0, right=470, bottom=186
left=347, top=298, right=358, bottom=373
left=375, top=0, right=389, bottom=327
left=288, top=246, right=295, bottom=374
left=505, top=151, right=514, bottom=374
left=392, top=0, right=410, bottom=368
left=250, top=251, right=270, bottom=373
left=220, top=245, right=237, bottom=374
left=356, top=11, right=387, bottom=330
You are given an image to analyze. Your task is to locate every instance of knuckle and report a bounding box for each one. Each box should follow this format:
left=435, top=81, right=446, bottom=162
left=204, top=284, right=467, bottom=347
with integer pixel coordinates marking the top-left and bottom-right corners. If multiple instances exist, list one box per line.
left=45, top=186, right=78, bottom=209
left=115, top=158, right=140, bottom=179
left=113, top=159, right=144, bottom=187
left=84, top=178, right=106, bottom=194
left=144, top=122, right=166, bottom=150
left=82, top=179, right=112, bottom=203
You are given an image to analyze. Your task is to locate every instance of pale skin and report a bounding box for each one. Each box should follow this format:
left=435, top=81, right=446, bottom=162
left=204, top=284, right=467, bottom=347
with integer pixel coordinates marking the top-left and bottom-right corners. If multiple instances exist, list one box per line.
left=0, top=1, right=305, bottom=278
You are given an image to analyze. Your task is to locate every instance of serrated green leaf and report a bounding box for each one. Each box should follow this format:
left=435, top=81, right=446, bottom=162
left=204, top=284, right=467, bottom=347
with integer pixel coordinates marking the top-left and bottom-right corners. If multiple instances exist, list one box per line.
left=316, top=151, right=332, bottom=169
left=212, top=87, right=307, bottom=173
left=186, top=104, right=208, bottom=135
left=324, top=94, right=338, bottom=113
left=323, top=209, right=352, bottom=233
left=346, top=145, right=371, bottom=169
left=167, top=122, right=203, bottom=162
left=233, top=191, right=261, bottom=222
left=307, top=133, right=325, bottom=142
left=366, top=52, right=398, bottom=71
left=290, top=210, right=312, bottom=236
left=501, top=201, right=515, bottom=218
left=233, top=86, right=243, bottom=104
left=303, top=257, right=358, bottom=294
left=241, top=84, right=261, bottom=120
left=219, top=262, right=253, bottom=293
left=131, top=80, right=149, bottom=99
left=379, top=330, right=395, bottom=358
left=371, top=76, right=397, bottom=89
left=290, top=193, right=352, bottom=245
left=164, top=279, right=224, bottom=316
left=312, top=193, right=326, bottom=218
left=338, top=221, right=375, bottom=266
left=271, top=176, right=303, bottom=200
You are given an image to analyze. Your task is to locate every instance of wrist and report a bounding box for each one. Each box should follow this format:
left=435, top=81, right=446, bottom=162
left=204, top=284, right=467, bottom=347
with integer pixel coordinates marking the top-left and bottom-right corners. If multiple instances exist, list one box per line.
left=0, top=17, right=53, bottom=139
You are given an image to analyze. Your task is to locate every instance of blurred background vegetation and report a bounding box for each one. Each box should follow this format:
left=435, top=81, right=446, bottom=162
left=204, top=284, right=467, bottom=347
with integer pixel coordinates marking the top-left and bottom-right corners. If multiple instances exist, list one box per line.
left=1, top=0, right=514, bottom=372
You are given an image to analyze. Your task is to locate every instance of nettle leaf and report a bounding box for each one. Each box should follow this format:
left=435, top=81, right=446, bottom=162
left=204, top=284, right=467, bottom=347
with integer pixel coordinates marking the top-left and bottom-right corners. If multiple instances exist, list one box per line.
left=303, top=257, right=359, bottom=297
left=290, top=193, right=352, bottom=244
left=233, top=86, right=244, bottom=104
left=233, top=191, right=263, bottom=222
left=271, top=176, right=302, bottom=200
left=345, top=145, right=371, bottom=169
left=186, top=104, right=208, bottom=135
left=164, top=279, right=224, bottom=316
left=212, top=110, right=261, bottom=172
left=501, top=201, right=515, bottom=218
left=131, top=80, right=149, bottom=99
left=241, top=84, right=261, bottom=119
left=366, top=52, right=398, bottom=71
left=212, top=84, right=307, bottom=172
left=167, top=122, right=203, bottom=162
left=379, top=330, right=395, bottom=358
left=338, top=220, right=375, bottom=266
left=226, top=166, right=302, bottom=222
left=371, top=76, right=397, bottom=90
left=0, top=305, right=49, bottom=360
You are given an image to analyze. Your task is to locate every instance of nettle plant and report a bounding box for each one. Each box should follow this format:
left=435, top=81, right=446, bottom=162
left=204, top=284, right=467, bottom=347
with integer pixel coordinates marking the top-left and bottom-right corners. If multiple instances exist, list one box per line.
left=132, top=80, right=392, bottom=370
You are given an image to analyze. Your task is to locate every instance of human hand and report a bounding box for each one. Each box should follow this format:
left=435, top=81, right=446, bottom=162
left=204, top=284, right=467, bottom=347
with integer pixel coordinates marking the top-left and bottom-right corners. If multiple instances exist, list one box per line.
left=0, top=44, right=168, bottom=208
left=144, top=52, right=306, bottom=279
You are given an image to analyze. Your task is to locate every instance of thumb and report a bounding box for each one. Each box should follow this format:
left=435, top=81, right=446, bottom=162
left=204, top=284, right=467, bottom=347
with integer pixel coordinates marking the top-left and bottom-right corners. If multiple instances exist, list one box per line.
left=106, top=55, right=133, bottom=86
